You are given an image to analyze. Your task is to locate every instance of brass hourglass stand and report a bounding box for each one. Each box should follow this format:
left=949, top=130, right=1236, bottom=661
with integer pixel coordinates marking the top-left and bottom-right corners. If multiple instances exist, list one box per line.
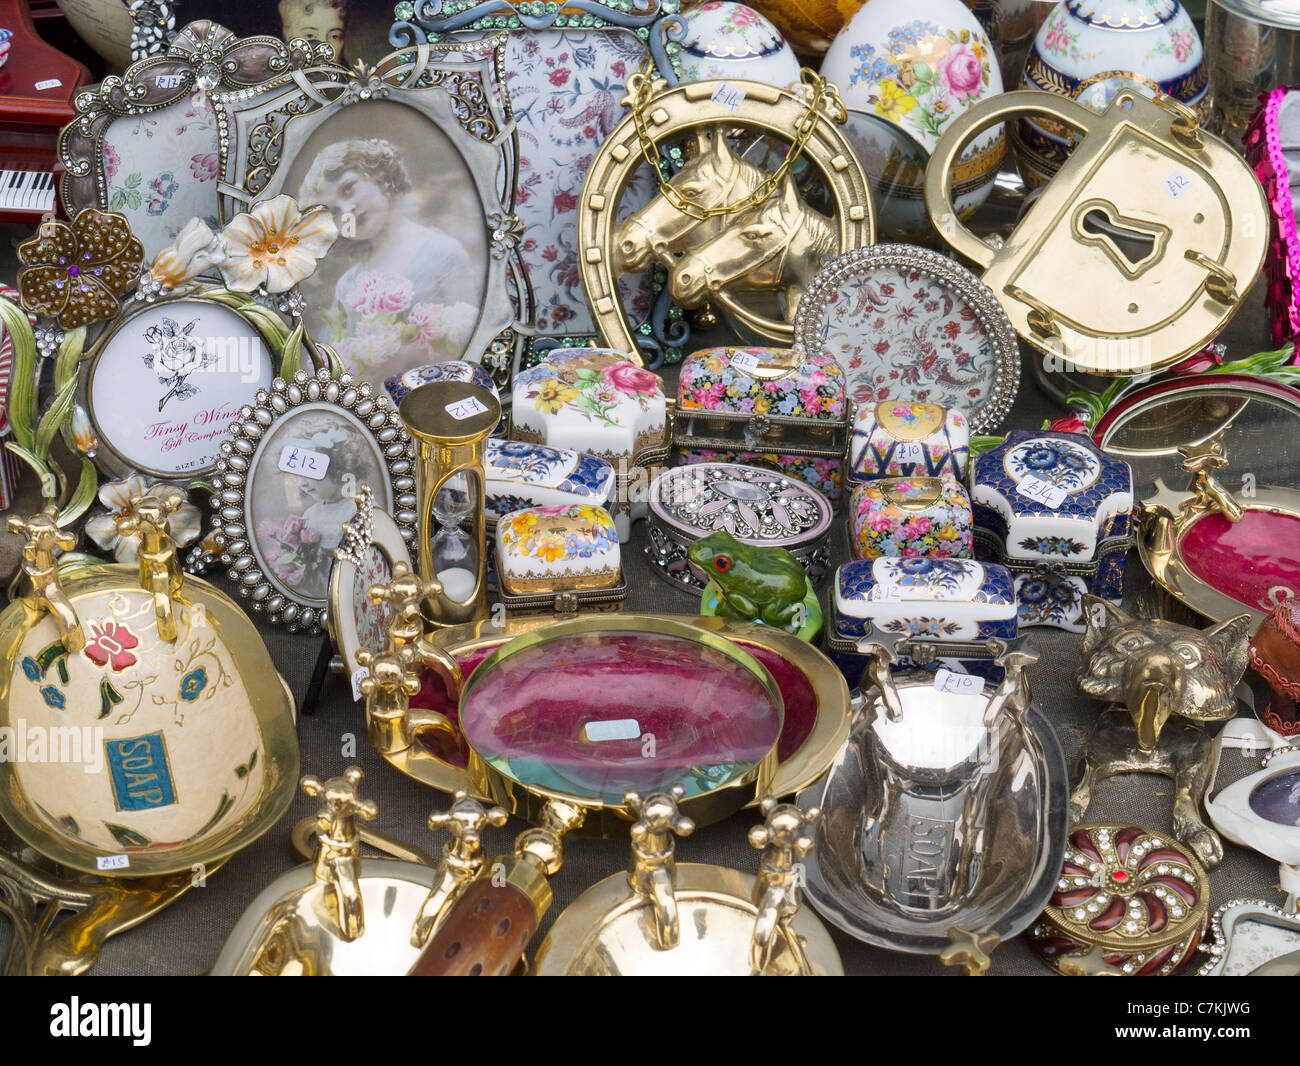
left=397, top=381, right=501, bottom=627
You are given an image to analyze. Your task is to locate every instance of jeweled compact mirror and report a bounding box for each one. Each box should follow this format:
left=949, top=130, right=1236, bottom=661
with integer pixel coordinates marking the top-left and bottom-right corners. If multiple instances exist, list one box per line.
left=1206, top=746, right=1300, bottom=909
left=1198, top=898, right=1300, bottom=976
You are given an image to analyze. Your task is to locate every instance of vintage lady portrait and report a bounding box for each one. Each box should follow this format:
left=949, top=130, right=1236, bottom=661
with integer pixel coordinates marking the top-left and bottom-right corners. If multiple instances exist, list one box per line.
left=285, top=103, right=489, bottom=382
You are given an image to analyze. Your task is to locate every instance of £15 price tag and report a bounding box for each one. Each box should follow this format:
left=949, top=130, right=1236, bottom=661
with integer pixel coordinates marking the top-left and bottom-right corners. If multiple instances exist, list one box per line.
left=1015, top=474, right=1067, bottom=509
left=446, top=396, right=489, bottom=420
left=278, top=446, right=330, bottom=480
left=934, top=668, right=982, bottom=696
left=97, top=854, right=130, bottom=871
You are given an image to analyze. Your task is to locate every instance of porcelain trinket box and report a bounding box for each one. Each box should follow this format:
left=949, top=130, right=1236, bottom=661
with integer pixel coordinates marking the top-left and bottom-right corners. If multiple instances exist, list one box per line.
left=848, top=400, right=970, bottom=484
left=484, top=439, right=616, bottom=528
left=647, top=462, right=834, bottom=593
left=849, top=476, right=973, bottom=560
left=495, top=504, right=626, bottom=614
left=972, top=431, right=1134, bottom=632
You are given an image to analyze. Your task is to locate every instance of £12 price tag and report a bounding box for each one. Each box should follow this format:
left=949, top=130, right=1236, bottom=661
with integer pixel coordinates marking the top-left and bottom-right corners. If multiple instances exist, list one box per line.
left=730, top=351, right=761, bottom=374
left=934, top=668, right=982, bottom=696
left=446, top=396, right=489, bottom=420
left=278, top=446, right=330, bottom=480
left=1163, top=171, right=1192, bottom=199
left=1015, top=474, right=1067, bottom=509
left=869, top=584, right=903, bottom=602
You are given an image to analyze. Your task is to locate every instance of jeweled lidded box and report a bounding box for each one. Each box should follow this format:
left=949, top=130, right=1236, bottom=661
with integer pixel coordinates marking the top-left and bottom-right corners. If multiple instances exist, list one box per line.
left=849, top=400, right=969, bottom=483
left=848, top=476, right=973, bottom=559
left=971, top=431, right=1134, bottom=632
left=484, top=439, right=615, bottom=526
left=646, top=462, right=833, bottom=592
left=494, top=503, right=626, bottom=613
left=673, top=346, right=849, bottom=504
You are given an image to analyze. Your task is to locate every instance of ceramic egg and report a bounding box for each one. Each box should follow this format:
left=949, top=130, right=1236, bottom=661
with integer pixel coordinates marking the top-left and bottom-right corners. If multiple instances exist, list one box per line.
left=822, top=0, right=1006, bottom=239
left=678, top=2, right=803, bottom=88
left=750, top=0, right=867, bottom=54
left=1017, top=0, right=1207, bottom=185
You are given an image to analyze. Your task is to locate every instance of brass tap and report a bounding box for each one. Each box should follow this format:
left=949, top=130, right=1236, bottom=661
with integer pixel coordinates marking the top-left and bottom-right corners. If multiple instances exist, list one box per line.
left=625, top=786, right=694, bottom=951
left=8, top=508, right=84, bottom=652
left=368, top=560, right=442, bottom=654
left=116, top=487, right=186, bottom=642
left=748, top=797, right=819, bottom=975
left=301, top=767, right=378, bottom=943
left=1179, top=439, right=1243, bottom=523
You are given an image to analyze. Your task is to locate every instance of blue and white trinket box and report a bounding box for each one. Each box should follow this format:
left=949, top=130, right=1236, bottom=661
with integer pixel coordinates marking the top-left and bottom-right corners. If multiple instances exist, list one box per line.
left=970, top=431, right=1134, bottom=632
left=485, top=439, right=615, bottom=527
left=848, top=400, right=970, bottom=484
left=825, top=556, right=1018, bottom=687
left=385, top=360, right=500, bottom=410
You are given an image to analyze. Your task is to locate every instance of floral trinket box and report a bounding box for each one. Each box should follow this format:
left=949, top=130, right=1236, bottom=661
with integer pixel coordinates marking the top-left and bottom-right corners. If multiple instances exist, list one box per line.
left=826, top=556, right=1018, bottom=687
left=673, top=346, right=849, bottom=505
left=510, top=348, right=668, bottom=541
left=971, top=431, right=1134, bottom=632
left=848, top=476, right=973, bottom=560
left=849, top=400, right=969, bottom=483
left=484, top=439, right=615, bottom=529
left=494, top=503, right=626, bottom=615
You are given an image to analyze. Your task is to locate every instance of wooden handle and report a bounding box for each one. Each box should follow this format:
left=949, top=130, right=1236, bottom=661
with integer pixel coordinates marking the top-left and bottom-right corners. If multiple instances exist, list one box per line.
left=407, top=880, right=537, bottom=976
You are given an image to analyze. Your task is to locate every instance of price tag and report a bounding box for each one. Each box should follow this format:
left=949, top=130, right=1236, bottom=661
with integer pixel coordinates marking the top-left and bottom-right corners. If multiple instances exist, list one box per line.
left=711, top=82, right=746, bottom=112
left=155, top=74, right=184, bottom=89
left=730, top=351, right=761, bottom=374
left=97, top=854, right=130, bottom=871
left=1163, top=171, right=1192, bottom=199
left=446, top=396, right=489, bottom=420
left=895, top=441, right=926, bottom=462
left=1015, top=474, right=1067, bottom=509
left=350, top=666, right=368, bottom=703
left=934, top=668, right=982, bottom=696
left=35, top=79, right=63, bottom=91
left=868, top=583, right=903, bottom=602
left=583, top=718, right=641, bottom=742
left=278, top=446, right=330, bottom=480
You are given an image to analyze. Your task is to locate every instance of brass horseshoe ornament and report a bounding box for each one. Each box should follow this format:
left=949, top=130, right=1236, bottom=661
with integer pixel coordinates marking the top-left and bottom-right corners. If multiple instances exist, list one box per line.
left=924, top=89, right=1268, bottom=377
left=577, top=76, right=875, bottom=360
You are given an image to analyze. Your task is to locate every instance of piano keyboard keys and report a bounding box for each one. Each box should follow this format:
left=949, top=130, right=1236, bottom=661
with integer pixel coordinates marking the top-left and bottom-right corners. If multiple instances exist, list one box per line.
left=0, top=169, right=55, bottom=213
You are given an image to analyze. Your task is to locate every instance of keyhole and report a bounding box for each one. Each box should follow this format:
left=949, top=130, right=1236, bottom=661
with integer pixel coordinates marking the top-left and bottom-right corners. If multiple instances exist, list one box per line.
left=1080, top=209, right=1156, bottom=267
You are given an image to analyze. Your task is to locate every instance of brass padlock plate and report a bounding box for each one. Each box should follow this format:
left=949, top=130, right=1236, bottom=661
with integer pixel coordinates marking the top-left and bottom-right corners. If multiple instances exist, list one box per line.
left=925, top=89, right=1268, bottom=376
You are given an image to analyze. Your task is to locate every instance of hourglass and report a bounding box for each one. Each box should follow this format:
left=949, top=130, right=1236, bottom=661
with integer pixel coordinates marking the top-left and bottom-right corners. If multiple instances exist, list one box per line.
left=398, top=380, right=501, bottom=626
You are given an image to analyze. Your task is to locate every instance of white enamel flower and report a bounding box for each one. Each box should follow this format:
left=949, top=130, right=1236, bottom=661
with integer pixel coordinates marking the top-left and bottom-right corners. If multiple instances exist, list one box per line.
left=220, top=195, right=339, bottom=293
left=148, top=218, right=230, bottom=288
left=84, top=475, right=201, bottom=563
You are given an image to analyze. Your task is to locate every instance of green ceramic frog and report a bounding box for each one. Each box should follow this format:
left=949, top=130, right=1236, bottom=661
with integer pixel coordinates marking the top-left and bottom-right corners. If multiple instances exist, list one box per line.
left=688, top=530, right=808, bottom=629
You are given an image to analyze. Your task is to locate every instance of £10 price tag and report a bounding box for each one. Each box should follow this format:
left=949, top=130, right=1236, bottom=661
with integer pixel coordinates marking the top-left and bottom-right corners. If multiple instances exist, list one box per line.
left=97, top=854, right=130, bottom=871
left=278, top=446, right=330, bottom=480
left=934, top=668, right=982, bottom=696
left=446, top=396, right=489, bottom=420
left=1015, top=474, right=1067, bottom=509
left=895, top=441, right=926, bottom=462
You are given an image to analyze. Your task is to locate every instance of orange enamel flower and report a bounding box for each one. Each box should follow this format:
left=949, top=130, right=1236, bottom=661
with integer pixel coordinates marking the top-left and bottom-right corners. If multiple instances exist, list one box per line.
left=220, top=195, right=339, bottom=294
left=17, top=209, right=143, bottom=328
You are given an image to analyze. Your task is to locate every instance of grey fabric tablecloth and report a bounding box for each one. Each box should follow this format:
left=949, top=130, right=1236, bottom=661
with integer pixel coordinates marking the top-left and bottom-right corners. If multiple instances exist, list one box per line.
left=0, top=282, right=1289, bottom=977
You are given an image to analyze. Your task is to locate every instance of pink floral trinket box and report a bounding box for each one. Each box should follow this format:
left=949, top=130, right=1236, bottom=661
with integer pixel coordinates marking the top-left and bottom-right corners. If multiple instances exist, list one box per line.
left=673, top=346, right=849, bottom=505
left=494, top=503, right=626, bottom=614
left=849, top=476, right=973, bottom=560
left=849, top=400, right=969, bottom=483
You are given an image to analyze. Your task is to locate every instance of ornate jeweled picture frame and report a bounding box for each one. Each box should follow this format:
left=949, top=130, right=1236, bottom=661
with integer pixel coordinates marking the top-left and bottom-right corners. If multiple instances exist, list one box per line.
left=58, top=20, right=333, bottom=261
left=328, top=484, right=414, bottom=689
left=792, top=244, right=1020, bottom=433
left=210, top=369, right=417, bottom=632
left=80, top=287, right=293, bottom=484
left=394, top=0, right=686, bottom=362
left=215, top=44, right=523, bottom=392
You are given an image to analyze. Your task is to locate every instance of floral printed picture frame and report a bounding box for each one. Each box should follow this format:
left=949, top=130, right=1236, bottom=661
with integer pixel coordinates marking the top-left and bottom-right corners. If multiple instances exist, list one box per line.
left=394, top=0, right=686, bottom=363
left=58, top=20, right=333, bottom=262
left=215, top=43, right=525, bottom=391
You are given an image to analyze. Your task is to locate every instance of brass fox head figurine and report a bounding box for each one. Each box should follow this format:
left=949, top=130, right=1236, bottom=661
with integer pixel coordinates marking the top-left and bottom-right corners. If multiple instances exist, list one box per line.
left=1078, top=597, right=1251, bottom=751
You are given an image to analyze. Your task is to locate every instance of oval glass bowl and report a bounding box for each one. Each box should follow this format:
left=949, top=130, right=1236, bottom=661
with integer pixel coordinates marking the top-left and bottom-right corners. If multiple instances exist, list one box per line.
left=797, top=675, right=1068, bottom=955
left=0, top=567, right=299, bottom=877
left=373, top=614, right=850, bottom=813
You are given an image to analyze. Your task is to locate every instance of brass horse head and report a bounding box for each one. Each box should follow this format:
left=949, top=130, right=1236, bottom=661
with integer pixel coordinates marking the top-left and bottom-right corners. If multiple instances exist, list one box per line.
left=670, top=172, right=836, bottom=317
left=613, top=129, right=768, bottom=274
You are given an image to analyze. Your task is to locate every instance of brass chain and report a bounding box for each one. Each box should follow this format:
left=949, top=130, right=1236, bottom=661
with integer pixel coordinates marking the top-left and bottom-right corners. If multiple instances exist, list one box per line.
left=626, top=61, right=846, bottom=222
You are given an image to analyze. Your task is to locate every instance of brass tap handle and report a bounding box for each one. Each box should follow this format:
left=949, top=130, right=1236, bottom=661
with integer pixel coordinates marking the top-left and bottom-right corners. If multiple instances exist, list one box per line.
left=1178, top=439, right=1244, bottom=522
left=116, top=487, right=186, bottom=642
left=855, top=632, right=906, bottom=723
left=625, top=786, right=694, bottom=952
left=369, top=561, right=442, bottom=652
left=748, top=797, right=820, bottom=974
left=410, top=790, right=509, bottom=947
left=357, top=644, right=427, bottom=755
left=940, top=927, right=1001, bottom=976
left=8, top=508, right=84, bottom=652
left=300, top=767, right=378, bottom=942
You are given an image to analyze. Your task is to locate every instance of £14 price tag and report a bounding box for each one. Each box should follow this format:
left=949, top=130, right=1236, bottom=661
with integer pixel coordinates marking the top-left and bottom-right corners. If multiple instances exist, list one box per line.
left=446, top=396, right=489, bottom=420
left=711, top=82, right=746, bottom=112
left=278, top=446, right=330, bottom=480
left=1015, top=474, right=1067, bottom=509
left=934, top=668, right=982, bottom=696
left=97, top=854, right=130, bottom=871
